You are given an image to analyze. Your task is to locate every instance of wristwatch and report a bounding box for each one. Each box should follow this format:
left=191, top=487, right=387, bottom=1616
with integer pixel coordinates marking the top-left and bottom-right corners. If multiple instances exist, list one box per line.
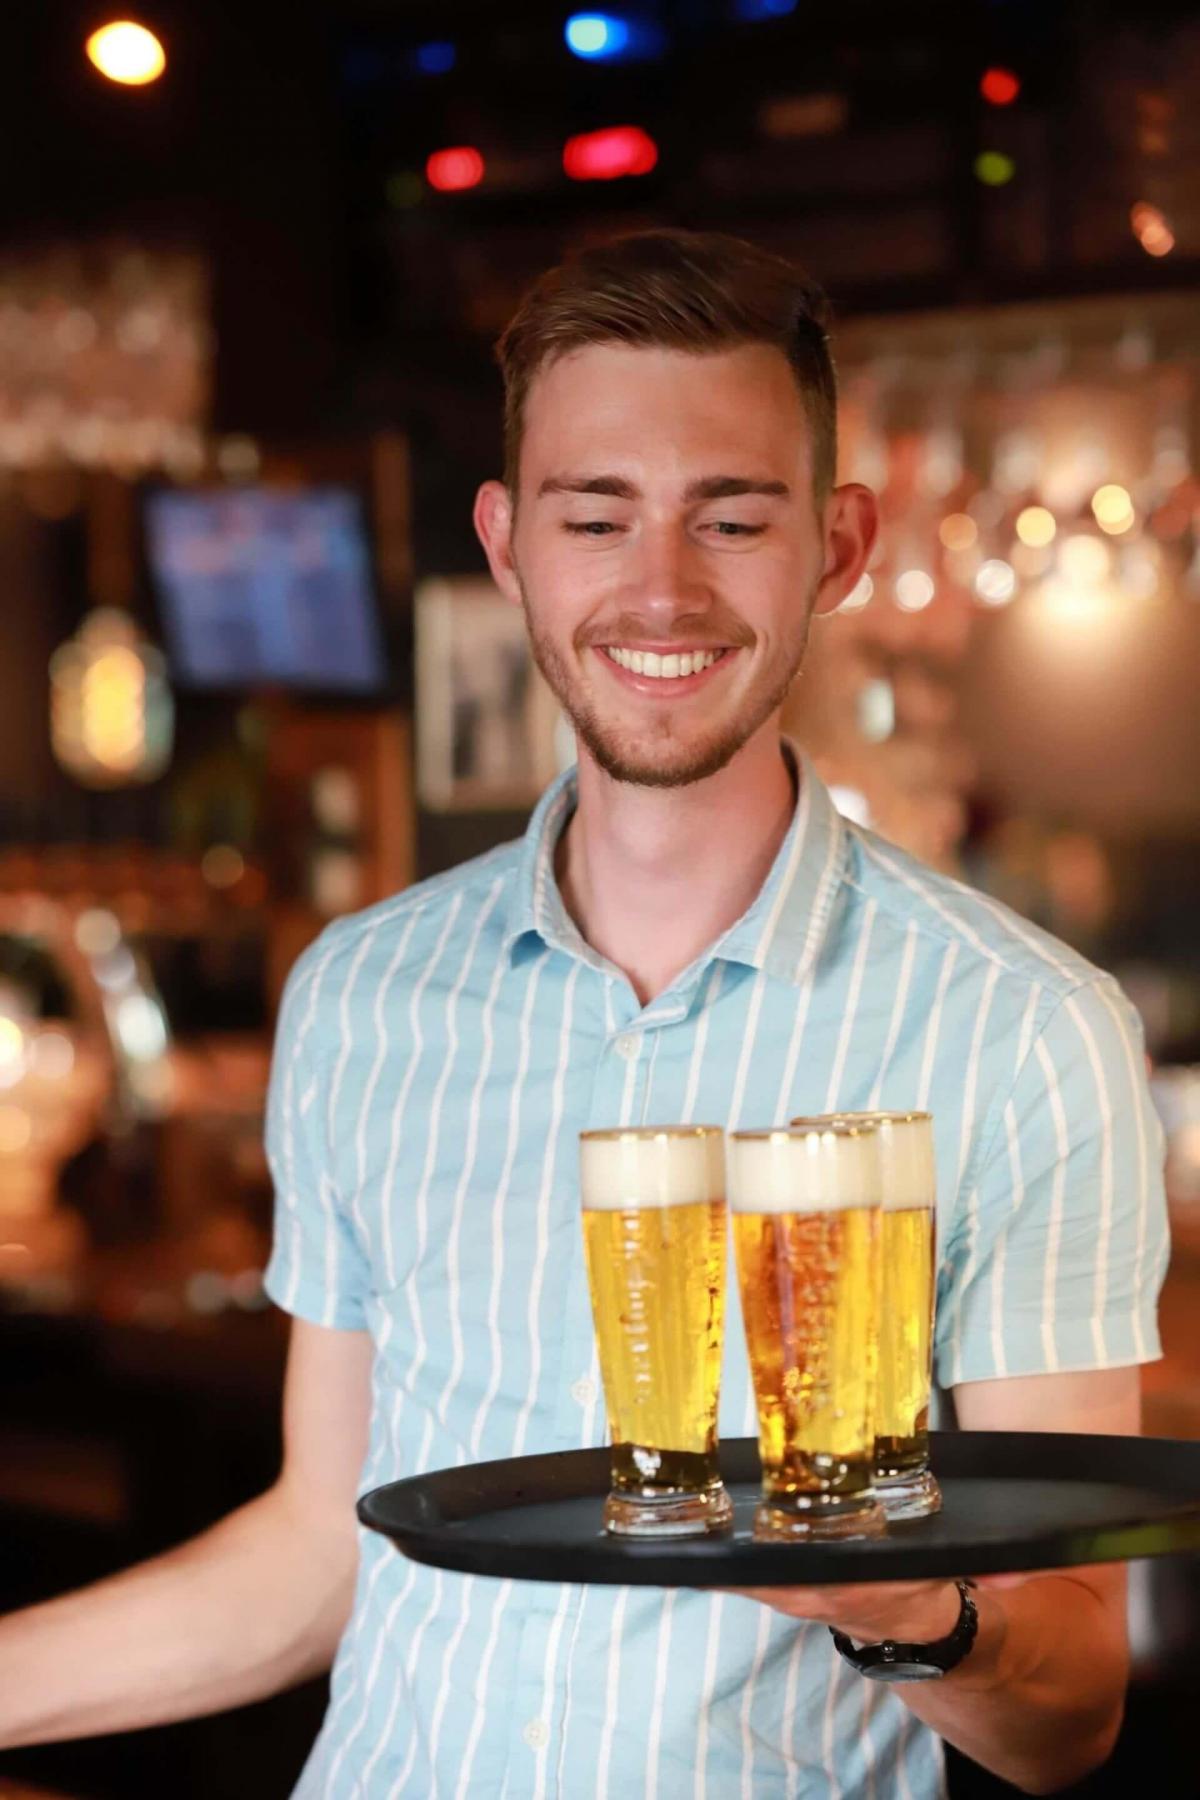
left=829, top=1580, right=979, bottom=1683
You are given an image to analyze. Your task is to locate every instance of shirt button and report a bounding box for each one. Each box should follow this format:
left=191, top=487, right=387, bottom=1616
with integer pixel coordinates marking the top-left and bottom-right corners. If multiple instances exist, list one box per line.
left=571, top=1376, right=596, bottom=1406
left=614, top=1032, right=641, bottom=1061
left=523, top=1719, right=549, bottom=1750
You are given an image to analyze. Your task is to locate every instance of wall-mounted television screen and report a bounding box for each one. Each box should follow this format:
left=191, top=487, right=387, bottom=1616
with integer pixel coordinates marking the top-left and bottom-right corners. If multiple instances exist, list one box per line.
left=145, top=487, right=387, bottom=692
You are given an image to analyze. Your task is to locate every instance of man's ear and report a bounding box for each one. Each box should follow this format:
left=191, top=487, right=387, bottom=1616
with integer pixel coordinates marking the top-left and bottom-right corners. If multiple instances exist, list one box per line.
left=473, top=480, right=523, bottom=608
left=811, top=483, right=879, bottom=617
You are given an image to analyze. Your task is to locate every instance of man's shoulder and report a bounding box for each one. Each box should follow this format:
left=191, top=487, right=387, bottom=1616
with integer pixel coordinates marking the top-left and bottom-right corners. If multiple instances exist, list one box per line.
left=284, top=838, right=523, bottom=1011
left=843, top=821, right=1107, bottom=1006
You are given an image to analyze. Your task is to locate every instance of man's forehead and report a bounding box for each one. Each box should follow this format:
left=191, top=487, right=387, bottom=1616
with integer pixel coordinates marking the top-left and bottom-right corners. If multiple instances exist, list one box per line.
left=521, top=341, right=810, bottom=477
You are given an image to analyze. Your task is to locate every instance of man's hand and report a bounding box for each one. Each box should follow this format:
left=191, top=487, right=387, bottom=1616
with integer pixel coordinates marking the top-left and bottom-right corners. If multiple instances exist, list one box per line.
left=717, top=1370, right=1141, bottom=1795
left=723, top=1575, right=963, bottom=1647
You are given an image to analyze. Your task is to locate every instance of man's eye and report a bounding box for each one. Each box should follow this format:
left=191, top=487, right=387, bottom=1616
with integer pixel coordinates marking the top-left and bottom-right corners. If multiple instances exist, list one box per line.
left=709, top=521, right=765, bottom=537
left=564, top=521, right=618, bottom=536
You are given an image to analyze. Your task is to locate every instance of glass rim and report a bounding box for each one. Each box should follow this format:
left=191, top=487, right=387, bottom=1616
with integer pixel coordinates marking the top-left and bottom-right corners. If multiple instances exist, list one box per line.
left=579, top=1123, right=724, bottom=1143
left=728, top=1121, right=876, bottom=1142
left=789, top=1110, right=932, bottom=1127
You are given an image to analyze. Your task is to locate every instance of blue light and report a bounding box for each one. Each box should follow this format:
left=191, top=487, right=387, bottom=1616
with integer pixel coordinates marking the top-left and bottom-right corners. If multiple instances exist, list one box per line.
left=734, top=0, right=798, bottom=18
left=414, top=40, right=456, bottom=75
left=565, top=14, right=632, bottom=60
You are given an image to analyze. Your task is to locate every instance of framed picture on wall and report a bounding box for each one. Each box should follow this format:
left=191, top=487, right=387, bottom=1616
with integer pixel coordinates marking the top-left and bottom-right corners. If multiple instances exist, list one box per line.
left=415, top=576, right=570, bottom=811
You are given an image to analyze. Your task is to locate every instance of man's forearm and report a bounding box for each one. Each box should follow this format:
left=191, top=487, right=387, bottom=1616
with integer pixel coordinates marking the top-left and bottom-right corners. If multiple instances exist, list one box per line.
left=900, top=1574, right=1127, bottom=1795
left=0, top=1483, right=357, bottom=1750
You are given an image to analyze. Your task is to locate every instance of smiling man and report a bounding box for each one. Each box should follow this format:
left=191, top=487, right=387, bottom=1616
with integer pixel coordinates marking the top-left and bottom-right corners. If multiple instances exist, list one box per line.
left=0, top=231, right=1169, bottom=1798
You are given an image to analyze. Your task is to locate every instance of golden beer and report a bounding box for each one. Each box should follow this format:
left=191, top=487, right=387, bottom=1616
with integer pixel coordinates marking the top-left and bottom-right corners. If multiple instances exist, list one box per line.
left=728, top=1124, right=884, bottom=1539
left=805, top=1111, right=941, bottom=1519
left=580, top=1126, right=733, bottom=1537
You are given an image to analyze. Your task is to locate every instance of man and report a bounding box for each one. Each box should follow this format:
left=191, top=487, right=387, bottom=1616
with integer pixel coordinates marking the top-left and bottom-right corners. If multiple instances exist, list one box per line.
left=0, top=230, right=1169, bottom=1797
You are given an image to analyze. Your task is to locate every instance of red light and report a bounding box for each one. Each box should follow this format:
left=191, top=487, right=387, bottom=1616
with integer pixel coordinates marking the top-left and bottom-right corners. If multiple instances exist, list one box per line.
left=980, top=67, right=1020, bottom=106
left=425, top=146, right=485, bottom=192
left=563, top=125, right=658, bottom=181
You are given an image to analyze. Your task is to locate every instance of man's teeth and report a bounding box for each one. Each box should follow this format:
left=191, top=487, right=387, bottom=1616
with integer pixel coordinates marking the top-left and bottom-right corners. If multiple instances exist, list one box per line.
left=604, top=647, right=723, bottom=678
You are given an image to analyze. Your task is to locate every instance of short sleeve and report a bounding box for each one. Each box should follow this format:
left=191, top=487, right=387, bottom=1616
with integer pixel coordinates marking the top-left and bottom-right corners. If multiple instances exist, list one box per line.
left=262, top=929, right=372, bottom=1331
left=936, top=976, right=1170, bottom=1387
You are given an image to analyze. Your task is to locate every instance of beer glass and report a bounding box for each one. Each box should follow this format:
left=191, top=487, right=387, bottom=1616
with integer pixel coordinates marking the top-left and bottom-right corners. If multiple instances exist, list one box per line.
left=580, top=1125, right=734, bottom=1537
left=804, top=1111, right=941, bottom=1519
left=728, top=1123, right=884, bottom=1540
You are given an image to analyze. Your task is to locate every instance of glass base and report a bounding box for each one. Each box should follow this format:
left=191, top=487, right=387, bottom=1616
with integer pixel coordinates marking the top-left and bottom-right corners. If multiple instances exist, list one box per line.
left=753, top=1494, right=886, bottom=1542
left=874, top=1468, right=943, bottom=1521
left=604, top=1484, right=734, bottom=1538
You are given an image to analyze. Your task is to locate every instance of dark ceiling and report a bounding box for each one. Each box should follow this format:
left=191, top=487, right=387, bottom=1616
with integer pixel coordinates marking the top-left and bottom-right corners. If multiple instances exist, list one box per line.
left=6, top=2, right=1199, bottom=433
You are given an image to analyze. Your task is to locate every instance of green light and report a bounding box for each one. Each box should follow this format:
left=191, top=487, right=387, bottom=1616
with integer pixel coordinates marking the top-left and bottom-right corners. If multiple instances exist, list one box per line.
left=386, top=172, right=424, bottom=209
left=975, top=151, right=1015, bottom=187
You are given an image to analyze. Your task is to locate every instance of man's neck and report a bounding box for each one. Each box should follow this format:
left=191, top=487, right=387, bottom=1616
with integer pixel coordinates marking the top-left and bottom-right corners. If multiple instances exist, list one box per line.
left=554, top=722, right=796, bottom=1007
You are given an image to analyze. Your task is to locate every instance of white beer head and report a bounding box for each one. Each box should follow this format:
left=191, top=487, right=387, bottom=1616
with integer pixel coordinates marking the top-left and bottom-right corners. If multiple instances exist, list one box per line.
left=726, top=1122, right=881, bottom=1214
left=579, top=1125, right=725, bottom=1211
left=793, top=1111, right=935, bottom=1212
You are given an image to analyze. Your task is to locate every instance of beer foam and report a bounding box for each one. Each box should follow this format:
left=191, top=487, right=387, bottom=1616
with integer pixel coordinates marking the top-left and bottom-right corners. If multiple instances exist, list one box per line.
left=804, top=1112, right=935, bottom=1211
left=727, top=1125, right=881, bottom=1214
left=580, top=1127, right=724, bottom=1211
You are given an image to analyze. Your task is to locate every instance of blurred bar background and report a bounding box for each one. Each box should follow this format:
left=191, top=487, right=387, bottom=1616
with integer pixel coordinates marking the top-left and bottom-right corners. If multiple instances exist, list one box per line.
left=1, top=2, right=1199, bottom=1795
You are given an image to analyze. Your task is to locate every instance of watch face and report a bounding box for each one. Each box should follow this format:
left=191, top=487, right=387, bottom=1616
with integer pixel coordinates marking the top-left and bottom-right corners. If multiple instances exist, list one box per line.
left=863, top=1659, right=947, bottom=1683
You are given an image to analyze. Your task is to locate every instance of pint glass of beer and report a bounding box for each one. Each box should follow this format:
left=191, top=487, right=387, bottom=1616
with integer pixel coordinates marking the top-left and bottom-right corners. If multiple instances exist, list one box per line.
left=808, top=1111, right=941, bottom=1519
left=580, top=1125, right=734, bottom=1537
left=728, top=1123, right=884, bottom=1539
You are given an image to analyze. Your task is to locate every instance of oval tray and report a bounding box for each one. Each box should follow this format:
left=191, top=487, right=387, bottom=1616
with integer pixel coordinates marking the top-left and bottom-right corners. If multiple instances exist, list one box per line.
left=357, top=1432, right=1200, bottom=1586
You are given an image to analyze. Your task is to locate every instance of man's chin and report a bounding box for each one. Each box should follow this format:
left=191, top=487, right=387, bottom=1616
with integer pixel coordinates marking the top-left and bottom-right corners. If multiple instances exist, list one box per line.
left=576, top=720, right=755, bottom=789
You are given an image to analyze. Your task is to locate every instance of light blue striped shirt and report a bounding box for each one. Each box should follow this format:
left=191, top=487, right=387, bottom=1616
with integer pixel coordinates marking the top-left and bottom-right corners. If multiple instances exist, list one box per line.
left=264, top=746, right=1168, bottom=1800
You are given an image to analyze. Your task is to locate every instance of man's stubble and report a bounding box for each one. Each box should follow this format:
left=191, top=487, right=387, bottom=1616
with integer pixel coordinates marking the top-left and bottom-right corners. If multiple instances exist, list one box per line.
left=518, top=574, right=818, bottom=790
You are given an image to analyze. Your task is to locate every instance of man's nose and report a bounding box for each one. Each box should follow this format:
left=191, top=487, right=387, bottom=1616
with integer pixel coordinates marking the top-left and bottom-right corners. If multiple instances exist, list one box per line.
left=620, top=525, right=711, bottom=622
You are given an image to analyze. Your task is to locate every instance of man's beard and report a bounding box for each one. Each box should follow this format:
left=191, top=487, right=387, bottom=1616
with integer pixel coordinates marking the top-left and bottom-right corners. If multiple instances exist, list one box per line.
left=519, top=582, right=816, bottom=790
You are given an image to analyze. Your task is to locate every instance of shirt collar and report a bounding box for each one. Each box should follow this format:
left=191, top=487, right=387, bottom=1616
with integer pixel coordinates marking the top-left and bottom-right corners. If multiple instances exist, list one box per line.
left=501, top=739, right=847, bottom=988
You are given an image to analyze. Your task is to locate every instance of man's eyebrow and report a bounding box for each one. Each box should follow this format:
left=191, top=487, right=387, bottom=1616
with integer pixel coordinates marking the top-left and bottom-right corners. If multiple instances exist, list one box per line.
left=684, top=476, right=791, bottom=502
left=536, top=474, right=639, bottom=499
left=535, top=474, right=791, bottom=501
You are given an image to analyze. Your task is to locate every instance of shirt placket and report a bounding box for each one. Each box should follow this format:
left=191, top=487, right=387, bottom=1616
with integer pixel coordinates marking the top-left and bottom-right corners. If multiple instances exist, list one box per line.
left=509, top=965, right=705, bottom=1792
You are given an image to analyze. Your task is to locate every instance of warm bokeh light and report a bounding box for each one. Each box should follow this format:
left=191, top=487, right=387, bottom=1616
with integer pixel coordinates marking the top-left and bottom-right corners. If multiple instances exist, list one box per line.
left=838, top=573, right=873, bottom=612
left=975, top=151, right=1015, bottom=186
left=1091, top=484, right=1135, bottom=534
left=1011, top=541, right=1053, bottom=580
left=938, top=512, right=978, bottom=551
left=1033, top=576, right=1114, bottom=627
left=974, top=559, right=1017, bottom=606
left=980, top=67, right=1020, bottom=106
left=30, top=1032, right=75, bottom=1080
left=83, top=646, right=145, bottom=770
left=75, top=908, right=121, bottom=956
left=563, top=125, right=658, bottom=181
left=1060, top=534, right=1113, bottom=584
left=1016, top=505, right=1057, bottom=547
left=201, top=844, right=246, bottom=889
left=1131, top=202, right=1175, bottom=258
left=425, top=147, right=485, bottom=192
left=0, top=1018, right=23, bottom=1071
left=85, top=21, right=166, bottom=86
left=49, top=610, right=173, bottom=788
left=894, top=570, right=935, bottom=611
left=1119, top=544, right=1161, bottom=600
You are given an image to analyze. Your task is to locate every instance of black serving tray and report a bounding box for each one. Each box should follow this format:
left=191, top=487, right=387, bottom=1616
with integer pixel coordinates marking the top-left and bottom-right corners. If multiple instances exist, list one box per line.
left=357, top=1432, right=1200, bottom=1587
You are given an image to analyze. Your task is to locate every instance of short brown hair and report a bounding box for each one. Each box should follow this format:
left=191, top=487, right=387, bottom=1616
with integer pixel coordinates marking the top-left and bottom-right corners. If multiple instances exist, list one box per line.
left=496, top=228, right=837, bottom=500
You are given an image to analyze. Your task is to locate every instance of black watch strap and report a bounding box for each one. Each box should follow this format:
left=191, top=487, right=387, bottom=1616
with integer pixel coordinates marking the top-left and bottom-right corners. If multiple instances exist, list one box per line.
left=829, top=1580, right=979, bottom=1684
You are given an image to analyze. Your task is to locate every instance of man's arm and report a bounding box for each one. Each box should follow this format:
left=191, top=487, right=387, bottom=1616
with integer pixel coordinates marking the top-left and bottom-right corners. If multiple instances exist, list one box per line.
left=899, top=1367, right=1137, bottom=1792
left=732, top=1365, right=1140, bottom=1796
left=0, top=1316, right=372, bottom=1749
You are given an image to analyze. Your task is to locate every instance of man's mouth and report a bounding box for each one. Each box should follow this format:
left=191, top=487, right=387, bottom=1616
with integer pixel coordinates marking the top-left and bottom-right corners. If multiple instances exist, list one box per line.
left=599, top=645, right=733, bottom=680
